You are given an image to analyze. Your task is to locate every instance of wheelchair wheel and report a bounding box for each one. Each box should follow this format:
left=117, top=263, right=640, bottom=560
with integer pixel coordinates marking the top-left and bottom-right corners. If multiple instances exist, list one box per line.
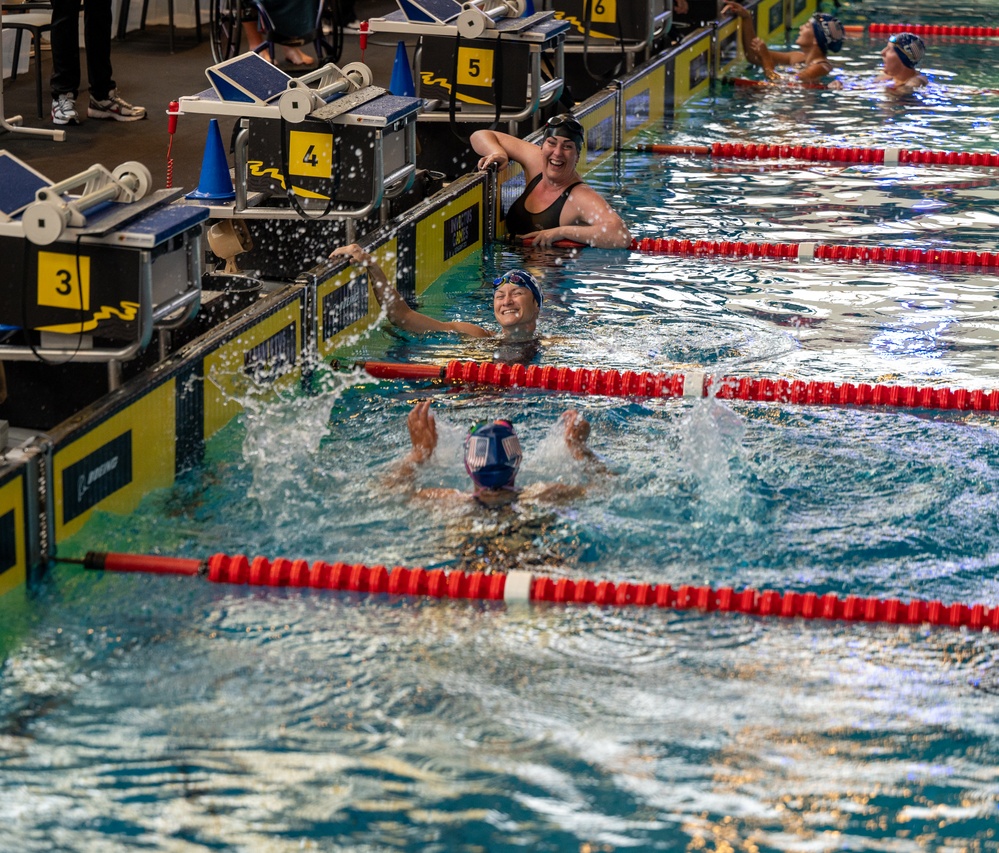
left=313, top=0, right=343, bottom=64
left=210, top=0, right=244, bottom=63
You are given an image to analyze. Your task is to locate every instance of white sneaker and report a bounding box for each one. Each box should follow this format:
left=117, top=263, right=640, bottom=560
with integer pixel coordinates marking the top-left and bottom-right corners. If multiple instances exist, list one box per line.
left=51, top=93, right=79, bottom=126
left=87, top=89, right=146, bottom=122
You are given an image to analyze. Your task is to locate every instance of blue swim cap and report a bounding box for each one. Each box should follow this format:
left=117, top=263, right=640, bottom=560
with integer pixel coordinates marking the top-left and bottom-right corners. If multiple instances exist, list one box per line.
left=812, top=13, right=845, bottom=53
left=890, top=32, right=925, bottom=68
left=493, top=268, right=543, bottom=310
left=464, top=420, right=522, bottom=490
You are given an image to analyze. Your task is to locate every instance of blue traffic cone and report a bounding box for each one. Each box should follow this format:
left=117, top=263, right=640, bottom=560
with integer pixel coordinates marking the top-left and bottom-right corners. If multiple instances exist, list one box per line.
left=187, top=118, right=235, bottom=201
left=389, top=41, right=416, bottom=98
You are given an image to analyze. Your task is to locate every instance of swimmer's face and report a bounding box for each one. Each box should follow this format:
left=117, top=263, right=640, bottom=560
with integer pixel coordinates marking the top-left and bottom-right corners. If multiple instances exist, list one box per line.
left=796, top=20, right=815, bottom=47
left=493, top=282, right=540, bottom=329
left=541, top=135, right=579, bottom=176
left=880, top=41, right=906, bottom=74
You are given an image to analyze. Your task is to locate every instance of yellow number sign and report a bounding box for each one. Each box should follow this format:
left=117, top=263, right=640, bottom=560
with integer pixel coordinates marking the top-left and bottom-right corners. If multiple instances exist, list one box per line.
left=287, top=131, right=333, bottom=178
left=37, top=251, right=91, bottom=310
left=457, top=47, right=494, bottom=87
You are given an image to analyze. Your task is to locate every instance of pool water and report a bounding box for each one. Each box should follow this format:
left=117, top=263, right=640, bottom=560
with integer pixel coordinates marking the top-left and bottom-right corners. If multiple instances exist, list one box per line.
left=3, top=16, right=999, bottom=853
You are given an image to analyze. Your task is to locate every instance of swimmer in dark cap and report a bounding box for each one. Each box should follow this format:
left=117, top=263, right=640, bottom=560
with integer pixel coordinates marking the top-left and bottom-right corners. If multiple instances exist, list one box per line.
left=398, top=400, right=603, bottom=508
left=878, top=32, right=928, bottom=94
left=471, top=115, right=632, bottom=249
left=331, top=244, right=542, bottom=342
left=723, top=2, right=844, bottom=83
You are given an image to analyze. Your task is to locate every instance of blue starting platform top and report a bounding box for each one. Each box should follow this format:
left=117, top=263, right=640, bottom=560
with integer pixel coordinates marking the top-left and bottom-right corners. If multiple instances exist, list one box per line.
left=206, top=52, right=292, bottom=104
left=0, top=150, right=53, bottom=220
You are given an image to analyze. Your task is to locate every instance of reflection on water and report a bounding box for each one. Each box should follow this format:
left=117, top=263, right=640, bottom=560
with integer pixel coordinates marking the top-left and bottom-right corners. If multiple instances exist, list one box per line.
left=4, top=15, right=999, bottom=853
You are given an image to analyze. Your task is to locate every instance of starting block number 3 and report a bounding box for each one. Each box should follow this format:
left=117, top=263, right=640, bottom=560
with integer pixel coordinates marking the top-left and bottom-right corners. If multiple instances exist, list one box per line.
left=287, top=130, right=334, bottom=178
left=457, top=47, right=494, bottom=87
left=37, top=251, right=91, bottom=311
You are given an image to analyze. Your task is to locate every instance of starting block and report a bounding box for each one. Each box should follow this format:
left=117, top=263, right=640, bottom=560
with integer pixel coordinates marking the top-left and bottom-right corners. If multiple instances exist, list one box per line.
left=176, top=55, right=422, bottom=222
left=0, top=151, right=207, bottom=373
left=368, top=0, right=569, bottom=126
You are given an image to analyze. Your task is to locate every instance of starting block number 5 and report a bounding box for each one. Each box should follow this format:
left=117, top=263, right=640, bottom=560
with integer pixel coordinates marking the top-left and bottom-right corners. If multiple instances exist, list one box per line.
left=287, top=130, right=334, bottom=179
left=37, top=251, right=91, bottom=311
left=457, top=46, right=494, bottom=87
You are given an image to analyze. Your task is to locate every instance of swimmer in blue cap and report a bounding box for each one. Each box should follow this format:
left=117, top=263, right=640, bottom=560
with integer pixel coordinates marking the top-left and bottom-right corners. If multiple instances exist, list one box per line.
left=723, top=2, right=844, bottom=83
left=332, top=244, right=543, bottom=343
left=399, top=400, right=602, bottom=507
left=878, top=32, right=928, bottom=94
left=470, top=118, right=632, bottom=249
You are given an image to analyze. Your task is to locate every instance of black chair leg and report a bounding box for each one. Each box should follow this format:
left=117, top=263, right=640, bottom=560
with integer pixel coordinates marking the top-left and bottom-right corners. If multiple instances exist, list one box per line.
left=11, top=30, right=23, bottom=83
left=33, top=31, right=44, bottom=117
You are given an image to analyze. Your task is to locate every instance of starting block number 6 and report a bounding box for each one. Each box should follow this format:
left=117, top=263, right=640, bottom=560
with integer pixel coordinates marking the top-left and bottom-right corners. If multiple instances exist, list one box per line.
left=591, top=0, right=616, bottom=22
left=457, top=47, right=494, bottom=87
left=287, top=130, right=334, bottom=179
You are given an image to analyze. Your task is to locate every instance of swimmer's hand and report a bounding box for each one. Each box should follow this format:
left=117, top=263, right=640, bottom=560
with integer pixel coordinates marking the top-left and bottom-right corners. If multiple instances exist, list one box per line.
left=477, top=152, right=509, bottom=171
left=521, top=228, right=562, bottom=250
left=406, top=400, right=437, bottom=464
left=330, top=243, right=371, bottom=266
left=562, top=410, right=594, bottom=461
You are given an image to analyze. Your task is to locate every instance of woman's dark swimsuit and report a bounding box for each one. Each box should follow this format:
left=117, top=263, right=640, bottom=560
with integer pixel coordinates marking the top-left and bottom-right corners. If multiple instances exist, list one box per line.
left=505, top=174, right=582, bottom=236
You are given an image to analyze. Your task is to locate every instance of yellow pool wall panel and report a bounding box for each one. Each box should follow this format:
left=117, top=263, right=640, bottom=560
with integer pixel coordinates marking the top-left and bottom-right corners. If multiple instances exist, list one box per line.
left=53, top=382, right=176, bottom=542
left=0, top=473, right=27, bottom=596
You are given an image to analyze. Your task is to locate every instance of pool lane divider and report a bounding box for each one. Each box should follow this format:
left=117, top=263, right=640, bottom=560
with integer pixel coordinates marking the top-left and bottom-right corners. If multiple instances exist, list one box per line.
left=356, top=359, right=999, bottom=413
left=630, top=141, right=999, bottom=167
left=71, top=551, right=999, bottom=632
left=630, top=236, right=999, bottom=268
left=859, top=23, right=999, bottom=37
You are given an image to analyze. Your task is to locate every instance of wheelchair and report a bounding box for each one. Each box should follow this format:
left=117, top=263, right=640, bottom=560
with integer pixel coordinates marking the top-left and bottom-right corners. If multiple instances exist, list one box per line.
left=209, top=0, right=344, bottom=65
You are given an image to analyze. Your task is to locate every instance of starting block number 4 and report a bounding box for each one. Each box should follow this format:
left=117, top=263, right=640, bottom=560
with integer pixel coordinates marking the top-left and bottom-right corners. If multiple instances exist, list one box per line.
left=457, top=47, right=495, bottom=87
left=37, top=251, right=91, bottom=311
left=287, top=131, right=334, bottom=179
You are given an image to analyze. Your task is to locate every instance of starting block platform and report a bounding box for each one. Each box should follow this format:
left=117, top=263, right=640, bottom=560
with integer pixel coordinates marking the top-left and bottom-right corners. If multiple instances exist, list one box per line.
left=176, top=54, right=422, bottom=221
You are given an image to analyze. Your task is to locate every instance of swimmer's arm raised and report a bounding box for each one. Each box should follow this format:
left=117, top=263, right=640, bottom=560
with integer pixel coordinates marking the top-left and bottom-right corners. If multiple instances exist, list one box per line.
left=331, top=244, right=491, bottom=338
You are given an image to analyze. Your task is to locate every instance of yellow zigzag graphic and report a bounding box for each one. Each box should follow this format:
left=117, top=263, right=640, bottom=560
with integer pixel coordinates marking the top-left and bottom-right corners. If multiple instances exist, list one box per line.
left=37, top=301, right=141, bottom=334
left=552, top=13, right=617, bottom=38
left=247, top=160, right=288, bottom=190
left=419, top=73, right=492, bottom=106
left=246, top=161, right=331, bottom=199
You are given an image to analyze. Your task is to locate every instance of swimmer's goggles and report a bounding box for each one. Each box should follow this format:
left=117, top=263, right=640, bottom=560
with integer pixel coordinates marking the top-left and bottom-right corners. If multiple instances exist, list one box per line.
left=542, top=114, right=585, bottom=150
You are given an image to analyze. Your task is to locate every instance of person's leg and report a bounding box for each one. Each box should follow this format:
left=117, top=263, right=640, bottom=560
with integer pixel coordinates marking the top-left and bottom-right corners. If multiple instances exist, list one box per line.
left=82, top=0, right=114, bottom=100
left=49, top=0, right=83, bottom=97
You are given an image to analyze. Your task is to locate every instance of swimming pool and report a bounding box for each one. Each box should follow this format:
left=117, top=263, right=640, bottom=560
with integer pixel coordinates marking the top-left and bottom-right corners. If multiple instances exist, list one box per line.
left=3, top=13, right=999, bottom=853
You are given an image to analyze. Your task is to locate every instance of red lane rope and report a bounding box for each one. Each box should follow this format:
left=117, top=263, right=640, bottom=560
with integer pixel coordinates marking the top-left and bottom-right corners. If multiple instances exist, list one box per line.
left=354, top=359, right=999, bottom=413
left=634, top=141, right=999, bottom=167
left=630, top=236, right=999, bottom=268
left=869, top=22, right=999, bottom=37
left=78, top=551, right=999, bottom=632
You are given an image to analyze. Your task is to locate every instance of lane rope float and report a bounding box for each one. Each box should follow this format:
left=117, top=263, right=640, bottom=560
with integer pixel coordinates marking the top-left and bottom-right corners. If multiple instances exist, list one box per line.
left=630, top=235, right=999, bottom=268
left=355, top=359, right=999, bottom=414
left=72, top=551, right=999, bottom=632
left=629, top=141, right=999, bottom=167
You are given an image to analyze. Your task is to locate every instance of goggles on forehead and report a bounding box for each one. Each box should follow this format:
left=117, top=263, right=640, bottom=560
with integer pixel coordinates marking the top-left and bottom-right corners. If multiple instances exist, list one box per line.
left=542, top=114, right=584, bottom=149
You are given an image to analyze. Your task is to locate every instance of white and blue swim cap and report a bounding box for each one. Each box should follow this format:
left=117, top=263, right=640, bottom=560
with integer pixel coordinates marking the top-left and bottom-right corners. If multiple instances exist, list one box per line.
left=464, top=420, right=522, bottom=490
left=890, top=32, right=926, bottom=68
left=493, top=268, right=543, bottom=310
left=812, top=13, right=845, bottom=53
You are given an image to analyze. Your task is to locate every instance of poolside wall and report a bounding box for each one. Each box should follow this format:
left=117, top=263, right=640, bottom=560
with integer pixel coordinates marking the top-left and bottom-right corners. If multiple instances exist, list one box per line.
left=0, top=0, right=817, bottom=599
